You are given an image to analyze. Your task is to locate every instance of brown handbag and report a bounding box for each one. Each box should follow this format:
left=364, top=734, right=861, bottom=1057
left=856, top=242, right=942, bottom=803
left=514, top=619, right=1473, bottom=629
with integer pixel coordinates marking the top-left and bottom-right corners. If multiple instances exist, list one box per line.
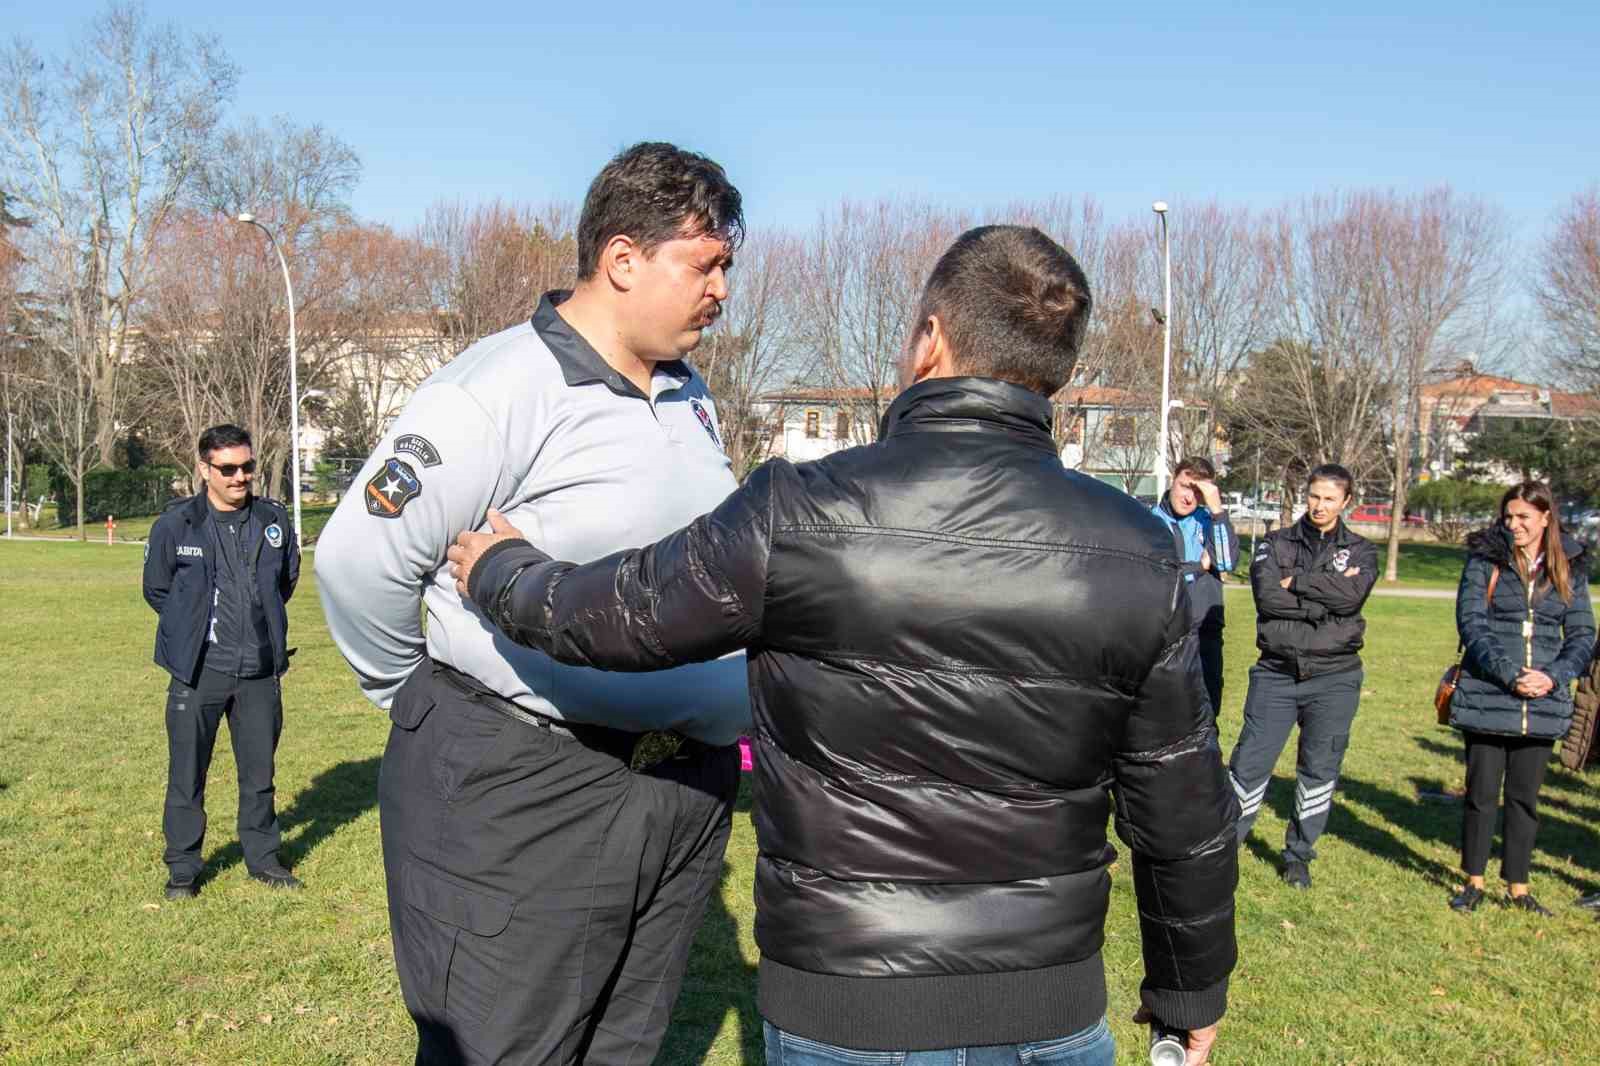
left=1436, top=565, right=1500, bottom=726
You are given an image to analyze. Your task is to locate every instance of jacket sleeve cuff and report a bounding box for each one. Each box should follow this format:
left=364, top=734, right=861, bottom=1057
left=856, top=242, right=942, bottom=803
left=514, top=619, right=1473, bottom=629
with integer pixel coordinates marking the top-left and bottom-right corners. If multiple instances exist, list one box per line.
left=467, top=538, right=546, bottom=609
left=1141, top=977, right=1229, bottom=1030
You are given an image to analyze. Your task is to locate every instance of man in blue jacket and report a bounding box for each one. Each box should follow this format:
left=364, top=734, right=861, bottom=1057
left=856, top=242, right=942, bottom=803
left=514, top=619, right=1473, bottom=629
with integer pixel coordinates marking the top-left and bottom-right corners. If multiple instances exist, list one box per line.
left=142, top=424, right=301, bottom=900
left=1152, top=457, right=1238, bottom=718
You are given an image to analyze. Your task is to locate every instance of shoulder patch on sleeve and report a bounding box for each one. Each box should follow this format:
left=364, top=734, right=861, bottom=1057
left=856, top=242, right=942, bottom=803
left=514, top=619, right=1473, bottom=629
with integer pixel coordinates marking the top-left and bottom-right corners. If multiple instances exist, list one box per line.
left=365, top=458, right=423, bottom=519
left=394, top=433, right=443, bottom=468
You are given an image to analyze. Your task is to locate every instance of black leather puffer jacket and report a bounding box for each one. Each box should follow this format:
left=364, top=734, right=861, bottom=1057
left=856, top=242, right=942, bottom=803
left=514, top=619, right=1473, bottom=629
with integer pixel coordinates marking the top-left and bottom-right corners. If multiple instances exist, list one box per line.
left=470, top=378, right=1239, bottom=1050
left=1249, top=515, right=1379, bottom=680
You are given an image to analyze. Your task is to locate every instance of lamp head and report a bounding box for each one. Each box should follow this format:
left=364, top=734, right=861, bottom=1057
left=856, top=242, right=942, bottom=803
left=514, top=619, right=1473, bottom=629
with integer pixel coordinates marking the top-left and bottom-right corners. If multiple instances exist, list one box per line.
left=1152, top=201, right=1169, bottom=214
left=236, top=212, right=256, bottom=224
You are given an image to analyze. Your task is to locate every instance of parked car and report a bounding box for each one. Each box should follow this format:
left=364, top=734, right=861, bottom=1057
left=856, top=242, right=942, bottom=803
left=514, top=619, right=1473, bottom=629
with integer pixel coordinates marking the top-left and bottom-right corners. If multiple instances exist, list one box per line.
left=1222, top=492, right=1280, bottom=523
left=1348, top=503, right=1425, bottom=527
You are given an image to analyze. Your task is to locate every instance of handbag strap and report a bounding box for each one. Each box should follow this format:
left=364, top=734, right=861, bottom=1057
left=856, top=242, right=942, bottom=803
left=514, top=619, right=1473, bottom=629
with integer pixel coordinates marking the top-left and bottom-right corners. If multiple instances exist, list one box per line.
left=1455, top=564, right=1501, bottom=660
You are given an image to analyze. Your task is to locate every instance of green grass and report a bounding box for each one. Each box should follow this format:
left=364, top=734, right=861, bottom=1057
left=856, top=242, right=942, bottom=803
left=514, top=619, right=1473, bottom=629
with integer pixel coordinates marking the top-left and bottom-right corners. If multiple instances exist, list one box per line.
left=2, top=540, right=1597, bottom=1064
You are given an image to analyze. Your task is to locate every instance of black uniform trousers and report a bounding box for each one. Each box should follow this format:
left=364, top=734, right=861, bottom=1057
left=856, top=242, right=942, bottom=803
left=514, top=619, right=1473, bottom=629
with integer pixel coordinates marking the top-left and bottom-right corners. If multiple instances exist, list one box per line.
left=1228, top=664, right=1363, bottom=865
left=1460, top=732, right=1554, bottom=883
left=379, top=661, right=740, bottom=1066
left=162, top=666, right=284, bottom=880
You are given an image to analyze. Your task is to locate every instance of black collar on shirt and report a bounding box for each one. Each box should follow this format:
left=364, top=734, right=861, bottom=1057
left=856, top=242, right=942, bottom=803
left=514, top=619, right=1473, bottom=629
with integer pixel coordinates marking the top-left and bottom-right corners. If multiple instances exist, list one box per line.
left=532, top=290, right=693, bottom=400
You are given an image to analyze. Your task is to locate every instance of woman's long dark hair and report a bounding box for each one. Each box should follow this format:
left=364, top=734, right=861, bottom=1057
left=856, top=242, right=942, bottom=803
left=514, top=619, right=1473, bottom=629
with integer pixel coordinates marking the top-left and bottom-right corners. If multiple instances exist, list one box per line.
left=1500, top=480, right=1572, bottom=603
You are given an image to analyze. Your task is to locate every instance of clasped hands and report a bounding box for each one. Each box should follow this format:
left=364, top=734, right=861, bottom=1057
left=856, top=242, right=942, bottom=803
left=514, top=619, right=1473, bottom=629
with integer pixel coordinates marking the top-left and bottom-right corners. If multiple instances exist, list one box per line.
left=1514, top=668, right=1554, bottom=699
left=447, top=509, right=528, bottom=600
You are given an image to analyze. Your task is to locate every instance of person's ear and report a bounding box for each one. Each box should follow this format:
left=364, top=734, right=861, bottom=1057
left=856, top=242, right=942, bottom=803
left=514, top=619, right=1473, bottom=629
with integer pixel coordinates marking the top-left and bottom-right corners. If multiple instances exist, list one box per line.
left=601, top=235, right=639, bottom=292
left=910, top=314, right=957, bottom=384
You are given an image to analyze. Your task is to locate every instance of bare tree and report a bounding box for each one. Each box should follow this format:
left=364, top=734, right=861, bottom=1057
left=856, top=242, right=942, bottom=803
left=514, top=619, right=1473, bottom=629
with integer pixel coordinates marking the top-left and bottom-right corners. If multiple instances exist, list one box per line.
left=1538, top=186, right=1600, bottom=393
left=1253, top=194, right=1401, bottom=493
left=1372, top=188, right=1506, bottom=580
left=795, top=200, right=961, bottom=442
left=1167, top=201, right=1273, bottom=460
left=0, top=5, right=236, bottom=532
left=130, top=116, right=368, bottom=498
left=307, top=223, right=437, bottom=460
left=692, top=230, right=803, bottom=475
left=192, top=115, right=361, bottom=233
left=411, top=199, right=577, bottom=382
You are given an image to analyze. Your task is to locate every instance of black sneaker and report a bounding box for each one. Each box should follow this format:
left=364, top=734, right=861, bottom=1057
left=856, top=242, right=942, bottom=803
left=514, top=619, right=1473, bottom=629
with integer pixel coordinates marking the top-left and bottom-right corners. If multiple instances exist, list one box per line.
left=1282, top=861, right=1312, bottom=890
left=1507, top=893, right=1552, bottom=917
left=164, top=877, right=199, bottom=901
left=249, top=867, right=304, bottom=890
left=1448, top=885, right=1484, bottom=913
left=1576, top=891, right=1600, bottom=911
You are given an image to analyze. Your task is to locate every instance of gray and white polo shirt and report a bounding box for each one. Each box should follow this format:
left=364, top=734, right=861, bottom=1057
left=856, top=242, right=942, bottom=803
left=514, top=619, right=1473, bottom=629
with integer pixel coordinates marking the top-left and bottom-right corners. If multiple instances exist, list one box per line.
left=316, top=291, right=750, bottom=745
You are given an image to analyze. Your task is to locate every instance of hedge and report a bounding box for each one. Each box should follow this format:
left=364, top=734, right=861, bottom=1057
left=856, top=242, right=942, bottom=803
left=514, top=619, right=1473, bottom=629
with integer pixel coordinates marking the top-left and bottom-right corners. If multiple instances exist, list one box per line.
left=52, top=466, right=184, bottom=525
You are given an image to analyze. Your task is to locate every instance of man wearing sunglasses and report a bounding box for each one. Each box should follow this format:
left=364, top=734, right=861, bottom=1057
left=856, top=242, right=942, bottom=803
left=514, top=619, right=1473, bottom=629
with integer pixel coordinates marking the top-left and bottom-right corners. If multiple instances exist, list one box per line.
left=142, top=423, right=301, bottom=900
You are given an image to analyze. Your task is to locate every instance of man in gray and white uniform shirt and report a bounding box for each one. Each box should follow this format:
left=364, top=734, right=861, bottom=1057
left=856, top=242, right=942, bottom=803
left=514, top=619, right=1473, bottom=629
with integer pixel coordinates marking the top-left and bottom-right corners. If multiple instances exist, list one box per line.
left=315, top=143, right=750, bottom=1066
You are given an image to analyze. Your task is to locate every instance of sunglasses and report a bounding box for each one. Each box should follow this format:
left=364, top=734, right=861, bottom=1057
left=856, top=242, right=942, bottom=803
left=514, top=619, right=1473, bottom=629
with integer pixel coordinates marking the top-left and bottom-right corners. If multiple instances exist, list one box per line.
left=206, top=459, right=257, bottom=478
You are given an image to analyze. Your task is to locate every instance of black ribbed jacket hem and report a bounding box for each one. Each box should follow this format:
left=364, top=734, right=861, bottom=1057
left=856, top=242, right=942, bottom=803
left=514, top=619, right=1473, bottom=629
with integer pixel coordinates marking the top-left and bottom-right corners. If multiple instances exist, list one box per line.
left=1141, top=977, right=1229, bottom=1030
left=758, top=955, right=1107, bottom=1051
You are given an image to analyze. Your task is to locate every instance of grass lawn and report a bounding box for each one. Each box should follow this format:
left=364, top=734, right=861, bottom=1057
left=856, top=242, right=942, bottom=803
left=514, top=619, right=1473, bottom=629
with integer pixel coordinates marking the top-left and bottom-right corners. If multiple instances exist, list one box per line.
left=2, top=540, right=1598, bottom=1064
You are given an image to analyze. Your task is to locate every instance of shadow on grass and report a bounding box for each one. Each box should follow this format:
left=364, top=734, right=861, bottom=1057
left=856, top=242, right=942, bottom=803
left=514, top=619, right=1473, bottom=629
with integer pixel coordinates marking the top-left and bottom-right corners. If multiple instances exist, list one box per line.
left=200, top=756, right=380, bottom=883
left=1239, top=774, right=1460, bottom=889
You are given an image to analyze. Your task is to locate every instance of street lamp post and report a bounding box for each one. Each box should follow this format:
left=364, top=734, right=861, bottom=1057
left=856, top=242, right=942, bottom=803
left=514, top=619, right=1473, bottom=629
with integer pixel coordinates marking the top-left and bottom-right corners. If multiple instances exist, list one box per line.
left=236, top=213, right=302, bottom=547
left=1152, top=201, right=1173, bottom=502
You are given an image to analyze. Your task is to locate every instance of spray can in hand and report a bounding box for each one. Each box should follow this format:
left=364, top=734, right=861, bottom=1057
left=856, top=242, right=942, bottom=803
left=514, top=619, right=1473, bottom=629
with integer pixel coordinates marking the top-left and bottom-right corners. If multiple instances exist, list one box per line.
left=1149, top=1022, right=1188, bottom=1066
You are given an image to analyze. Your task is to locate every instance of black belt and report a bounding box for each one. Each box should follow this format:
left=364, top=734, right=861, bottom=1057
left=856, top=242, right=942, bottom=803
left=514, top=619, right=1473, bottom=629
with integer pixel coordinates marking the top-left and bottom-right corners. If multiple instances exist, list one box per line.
left=433, top=662, right=705, bottom=772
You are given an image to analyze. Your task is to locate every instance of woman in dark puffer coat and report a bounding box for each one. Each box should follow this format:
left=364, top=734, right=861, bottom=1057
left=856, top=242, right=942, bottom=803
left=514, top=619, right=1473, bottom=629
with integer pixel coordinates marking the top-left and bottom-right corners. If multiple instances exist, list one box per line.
left=1448, top=481, right=1595, bottom=916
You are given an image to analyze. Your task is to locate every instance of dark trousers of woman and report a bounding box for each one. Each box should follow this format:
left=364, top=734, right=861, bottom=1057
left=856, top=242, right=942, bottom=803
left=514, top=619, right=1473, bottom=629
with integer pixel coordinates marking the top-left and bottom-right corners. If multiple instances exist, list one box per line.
left=1461, top=731, right=1553, bottom=882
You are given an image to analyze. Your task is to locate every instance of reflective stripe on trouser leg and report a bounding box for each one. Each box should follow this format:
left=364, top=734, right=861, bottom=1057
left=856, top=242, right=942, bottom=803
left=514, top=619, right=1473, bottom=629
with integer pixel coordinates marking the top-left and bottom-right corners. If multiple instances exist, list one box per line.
left=1283, top=668, right=1362, bottom=865
left=1227, top=665, right=1300, bottom=842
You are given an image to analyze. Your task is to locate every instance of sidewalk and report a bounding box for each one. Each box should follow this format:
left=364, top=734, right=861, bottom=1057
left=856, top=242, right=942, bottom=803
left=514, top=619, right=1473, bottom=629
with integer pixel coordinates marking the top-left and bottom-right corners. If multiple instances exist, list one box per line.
left=1224, top=582, right=1454, bottom=600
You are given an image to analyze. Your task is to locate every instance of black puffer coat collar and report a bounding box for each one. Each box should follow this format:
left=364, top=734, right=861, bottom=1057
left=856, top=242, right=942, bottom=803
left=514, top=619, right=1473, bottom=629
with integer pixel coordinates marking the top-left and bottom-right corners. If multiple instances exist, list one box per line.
left=1465, top=524, right=1588, bottom=569
left=878, top=376, right=1056, bottom=453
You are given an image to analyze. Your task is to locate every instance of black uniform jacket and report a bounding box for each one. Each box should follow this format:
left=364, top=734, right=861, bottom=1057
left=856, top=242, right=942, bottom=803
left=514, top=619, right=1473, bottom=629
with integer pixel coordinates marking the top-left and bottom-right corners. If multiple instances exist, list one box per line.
left=469, top=377, right=1240, bottom=1037
left=1451, top=527, right=1594, bottom=739
left=1250, top=515, right=1379, bottom=680
left=143, top=493, right=300, bottom=685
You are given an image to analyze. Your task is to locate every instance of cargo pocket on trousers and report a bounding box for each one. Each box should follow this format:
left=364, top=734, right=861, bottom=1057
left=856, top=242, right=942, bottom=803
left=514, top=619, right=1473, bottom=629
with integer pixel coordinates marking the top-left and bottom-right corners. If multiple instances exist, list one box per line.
left=403, top=861, right=514, bottom=1031
left=389, top=676, right=435, bottom=732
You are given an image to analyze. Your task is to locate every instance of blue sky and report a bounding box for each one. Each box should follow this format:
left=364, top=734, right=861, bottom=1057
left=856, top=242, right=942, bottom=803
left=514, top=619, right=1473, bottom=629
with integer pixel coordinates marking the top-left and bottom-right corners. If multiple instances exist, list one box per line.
left=23, top=1, right=1600, bottom=243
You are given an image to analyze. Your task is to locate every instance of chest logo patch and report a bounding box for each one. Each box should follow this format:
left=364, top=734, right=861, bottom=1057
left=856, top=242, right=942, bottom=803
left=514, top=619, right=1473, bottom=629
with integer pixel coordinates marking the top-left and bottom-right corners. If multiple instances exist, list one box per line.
left=394, top=433, right=443, bottom=468
left=177, top=545, right=205, bottom=558
left=366, top=457, right=423, bottom=519
left=689, top=397, right=723, bottom=451
left=1330, top=548, right=1352, bottom=571
left=264, top=523, right=284, bottom=549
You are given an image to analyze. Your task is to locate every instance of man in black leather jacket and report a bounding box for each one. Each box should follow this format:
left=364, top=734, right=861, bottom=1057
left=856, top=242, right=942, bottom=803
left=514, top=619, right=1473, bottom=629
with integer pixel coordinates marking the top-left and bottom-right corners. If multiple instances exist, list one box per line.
left=450, top=226, right=1239, bottom=1066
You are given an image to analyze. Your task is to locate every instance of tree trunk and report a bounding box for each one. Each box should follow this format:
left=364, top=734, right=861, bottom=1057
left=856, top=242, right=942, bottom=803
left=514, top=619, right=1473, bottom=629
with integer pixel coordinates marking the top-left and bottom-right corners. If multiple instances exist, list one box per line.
left=75, top=458, right=86, bottom=543
left=264, top=450, right=285, bottom=504
left=1384, top=397, right=1418, bottom=583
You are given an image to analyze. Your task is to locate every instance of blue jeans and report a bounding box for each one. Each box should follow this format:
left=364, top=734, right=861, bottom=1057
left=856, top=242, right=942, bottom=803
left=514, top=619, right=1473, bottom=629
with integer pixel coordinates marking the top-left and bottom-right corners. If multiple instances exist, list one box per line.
left=763, top=1018, right=1115, bottom=1066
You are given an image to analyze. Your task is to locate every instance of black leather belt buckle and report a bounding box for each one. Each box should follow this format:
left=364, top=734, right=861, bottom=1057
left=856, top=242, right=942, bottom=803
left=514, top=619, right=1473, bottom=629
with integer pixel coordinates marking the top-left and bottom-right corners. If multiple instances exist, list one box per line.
left=629, top=731, right=686, bottom=772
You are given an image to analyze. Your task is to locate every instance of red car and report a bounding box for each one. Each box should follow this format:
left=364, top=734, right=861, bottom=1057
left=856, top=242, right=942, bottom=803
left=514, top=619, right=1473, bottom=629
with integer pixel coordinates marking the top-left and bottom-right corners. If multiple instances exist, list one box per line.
left=1349, top=503, right=1424, bottom=527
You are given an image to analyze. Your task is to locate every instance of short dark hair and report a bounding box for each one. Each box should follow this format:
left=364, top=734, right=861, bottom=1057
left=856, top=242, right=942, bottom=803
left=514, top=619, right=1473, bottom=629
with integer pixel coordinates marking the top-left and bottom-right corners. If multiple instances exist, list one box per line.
left=198, top=424, right=252, bottom=461
left=576, top=142, right=745, bottom=279
left=911, top=225, right=1092, bottom=396
left=1306, top=463, right=1353, bottom=498
left=1174, top=456, right=1216, bottom=481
